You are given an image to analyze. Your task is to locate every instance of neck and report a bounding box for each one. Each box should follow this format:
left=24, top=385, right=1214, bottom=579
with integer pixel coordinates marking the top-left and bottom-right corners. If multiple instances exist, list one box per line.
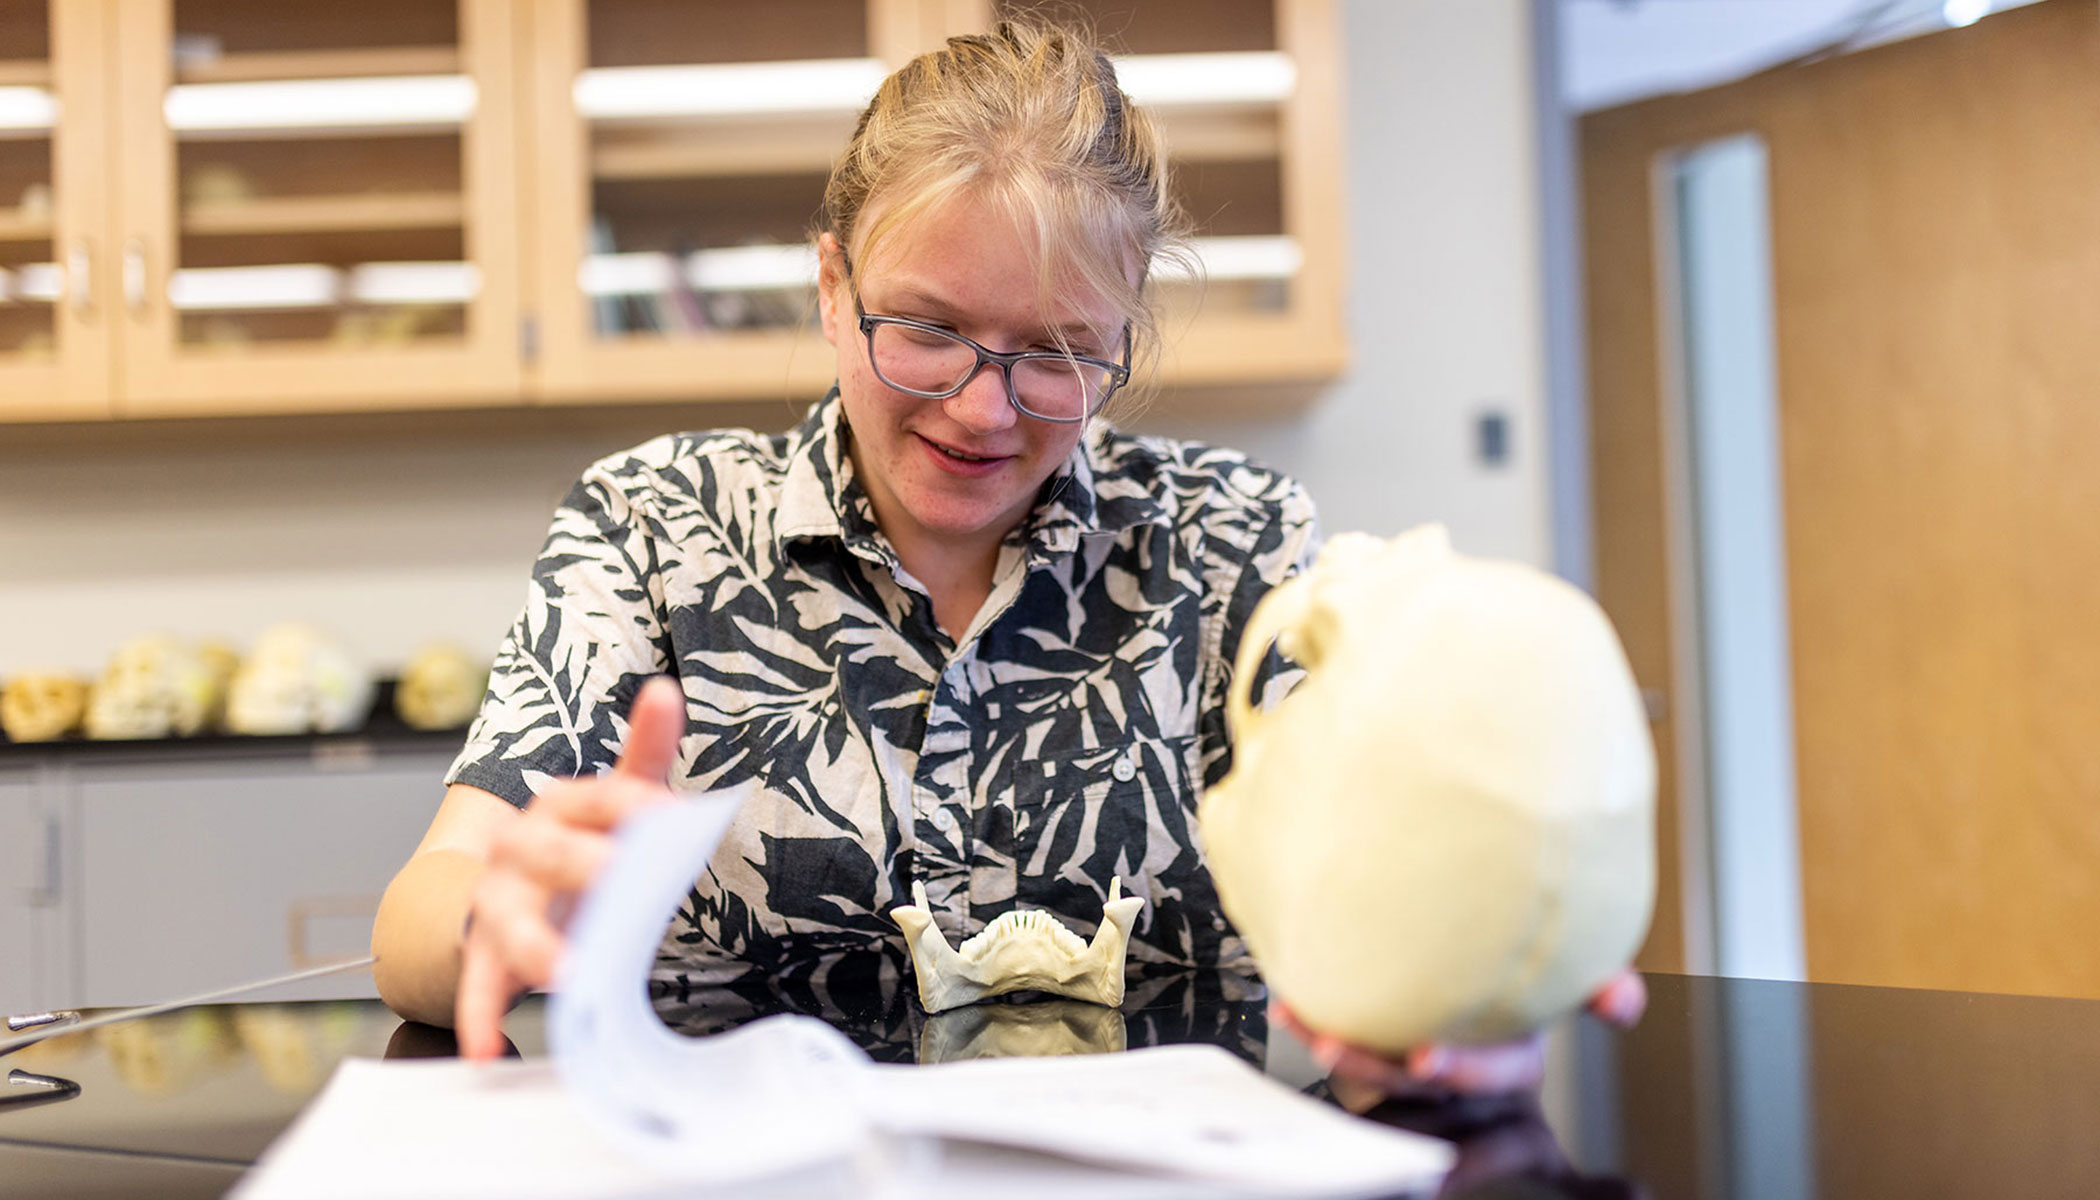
left=887, top=523, right=1005, bottom=640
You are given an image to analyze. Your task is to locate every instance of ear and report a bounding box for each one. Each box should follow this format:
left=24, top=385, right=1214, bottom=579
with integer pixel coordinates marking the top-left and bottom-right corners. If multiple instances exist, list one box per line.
left=815, top=232, right=846, bottom=349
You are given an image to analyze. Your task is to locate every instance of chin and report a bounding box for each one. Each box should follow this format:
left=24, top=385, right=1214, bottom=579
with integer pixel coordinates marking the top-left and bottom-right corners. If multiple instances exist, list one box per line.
left=904, top=488, right=1031, bottom=540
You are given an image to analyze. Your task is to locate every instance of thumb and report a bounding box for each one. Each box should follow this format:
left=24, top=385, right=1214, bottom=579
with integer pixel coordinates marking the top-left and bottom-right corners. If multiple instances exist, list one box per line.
left=613, top=676, right=685, bottom=784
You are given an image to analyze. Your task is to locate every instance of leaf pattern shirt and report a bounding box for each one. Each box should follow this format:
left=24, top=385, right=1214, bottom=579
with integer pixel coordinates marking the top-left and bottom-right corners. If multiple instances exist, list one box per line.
left=445, top=391, right=1318, bottom=987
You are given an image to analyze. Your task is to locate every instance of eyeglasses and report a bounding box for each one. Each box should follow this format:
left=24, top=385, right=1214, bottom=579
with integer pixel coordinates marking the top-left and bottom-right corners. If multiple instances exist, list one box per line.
left=852, top=295, right=1131, bottom=424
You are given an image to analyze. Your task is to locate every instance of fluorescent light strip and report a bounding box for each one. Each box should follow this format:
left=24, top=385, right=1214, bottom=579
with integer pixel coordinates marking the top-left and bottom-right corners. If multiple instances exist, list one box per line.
left=169, top=264, right=338, bottom=309
left=576, top=59, right=886, bottom=120
left=1164, top=236, right=1303, bottom=282
left=578, top=252, right=677, bottom=297
left=0, top=87, right=57, bottom=132
left=573, top=51, right=1292, bottom=122
left=167, top=262, right=477, bottom=310
left=685, top=243, right=817, bottom=292
left=347, top=261, right=480, bottom=305
left=580, top=245, right=817, bottom=296
left=1114, top=53, right=1296, bottom=107
left=165, top=75, right=476, bottom=133
left=577, top=236, right=1295, bottom=299
left=1, top=262, right=63, bottom=303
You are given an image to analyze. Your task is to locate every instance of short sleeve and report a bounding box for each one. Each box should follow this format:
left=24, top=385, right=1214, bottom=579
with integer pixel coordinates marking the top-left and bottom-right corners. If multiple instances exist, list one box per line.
left=445, top=465, right=674, bottom=807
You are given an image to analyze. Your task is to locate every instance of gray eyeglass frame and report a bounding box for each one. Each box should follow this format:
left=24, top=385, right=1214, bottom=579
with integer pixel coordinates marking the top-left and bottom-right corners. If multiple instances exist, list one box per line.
left=850, top=294, right=1131, bottom=424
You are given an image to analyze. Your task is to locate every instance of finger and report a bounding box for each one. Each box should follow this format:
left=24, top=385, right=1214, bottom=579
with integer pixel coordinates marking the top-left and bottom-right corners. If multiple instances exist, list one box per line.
left=473, top=871, right=567, bottom=988
left=1408, top=1034, right=1546, bottom=1094
left=1268, top=1000, right=1313, bottom=1043
left=531, top=775, right=661, bottom=832
left=455, top=938, right=518, bottom=1062
left=488, top=815, right=615, bottom=894
left=1587, top=969, right=1649, bottom=1028
left=613, top=676, right=687, bottom=784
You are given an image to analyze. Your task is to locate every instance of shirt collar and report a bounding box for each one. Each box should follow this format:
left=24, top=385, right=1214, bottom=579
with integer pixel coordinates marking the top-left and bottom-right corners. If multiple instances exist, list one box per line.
left=776, top=389, right=1169, bottom=561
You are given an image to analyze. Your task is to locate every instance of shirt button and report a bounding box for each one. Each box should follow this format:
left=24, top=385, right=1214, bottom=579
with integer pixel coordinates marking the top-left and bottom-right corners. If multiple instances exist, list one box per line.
left=1111, top=758, right=1137, bottom=783
left=934, top=808, right=958, bottom=832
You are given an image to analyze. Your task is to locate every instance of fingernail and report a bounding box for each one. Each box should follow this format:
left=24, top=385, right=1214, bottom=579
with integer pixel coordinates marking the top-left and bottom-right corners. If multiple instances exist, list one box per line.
left=1410, top=1046, right=1450, bottom=1080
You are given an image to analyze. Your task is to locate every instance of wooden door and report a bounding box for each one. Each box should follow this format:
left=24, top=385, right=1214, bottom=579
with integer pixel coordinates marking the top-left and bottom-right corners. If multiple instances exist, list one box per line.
left=107, top=0, right=523, bottom=417
left=0, top=0, right=115, bottom=421
left=1585, top=0, right=2100, bottom=995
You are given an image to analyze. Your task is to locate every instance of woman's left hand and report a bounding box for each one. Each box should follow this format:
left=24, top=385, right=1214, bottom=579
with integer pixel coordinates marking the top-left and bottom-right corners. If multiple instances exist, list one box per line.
left=1273, top=969, right=1648, bottom=1107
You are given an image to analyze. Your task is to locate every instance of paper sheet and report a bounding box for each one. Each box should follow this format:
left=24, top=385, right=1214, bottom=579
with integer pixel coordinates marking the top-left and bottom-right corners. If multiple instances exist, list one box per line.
left=236, top=798, right=1454, bottom=1199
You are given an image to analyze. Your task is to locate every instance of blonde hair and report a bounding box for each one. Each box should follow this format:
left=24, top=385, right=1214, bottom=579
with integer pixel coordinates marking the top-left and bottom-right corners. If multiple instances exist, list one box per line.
left=821, top=21, right=1193, bottom=401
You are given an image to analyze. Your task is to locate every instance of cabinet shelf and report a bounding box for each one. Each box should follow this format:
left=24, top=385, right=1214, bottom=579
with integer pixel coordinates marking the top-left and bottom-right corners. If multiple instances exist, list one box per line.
left=0, top=207, right=54, bottom=243
left=173, top=45, right=462, bottom=85
left=0, top=60, right=53, bottom=88
left=182, top=191, right=465, bottom=236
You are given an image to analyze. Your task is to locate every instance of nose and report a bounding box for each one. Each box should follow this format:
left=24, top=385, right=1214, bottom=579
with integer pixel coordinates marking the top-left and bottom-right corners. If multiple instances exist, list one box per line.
left=944, top=362, right=1018, bottom=435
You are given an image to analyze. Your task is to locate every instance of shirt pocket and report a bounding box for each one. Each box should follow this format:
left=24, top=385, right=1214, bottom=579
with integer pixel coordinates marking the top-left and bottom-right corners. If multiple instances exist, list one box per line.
left=1004, top=733, right=1232, bottom=967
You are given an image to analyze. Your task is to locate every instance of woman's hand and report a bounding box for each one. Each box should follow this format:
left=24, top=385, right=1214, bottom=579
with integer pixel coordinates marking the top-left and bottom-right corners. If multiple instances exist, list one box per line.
left=1273, top=969, right=1648, bottom=1109
left=453, top=676, right=686, bottom=1060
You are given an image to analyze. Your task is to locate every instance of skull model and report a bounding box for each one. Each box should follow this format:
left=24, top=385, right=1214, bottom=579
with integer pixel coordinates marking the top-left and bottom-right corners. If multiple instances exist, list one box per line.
left=1199, top=526, right=1655, bottom=1052
left=225, top=623, right=374, bottom=736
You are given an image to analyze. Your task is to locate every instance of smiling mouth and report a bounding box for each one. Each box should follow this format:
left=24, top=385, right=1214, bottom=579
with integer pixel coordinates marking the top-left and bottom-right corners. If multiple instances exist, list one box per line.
left=924, top=437, right=1006, bottom=464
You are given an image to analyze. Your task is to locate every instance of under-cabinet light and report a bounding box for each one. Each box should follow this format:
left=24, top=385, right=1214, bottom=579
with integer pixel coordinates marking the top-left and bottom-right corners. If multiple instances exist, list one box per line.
left=0, top=87, right=57, bottom=132
left=685, top=244, right=818, bottom=292
left=578, top=252, right=677, bottom=298
left=1114, top=53, right=1297, bottom=107
left=575, top=59, right=887, bottom=120
left=168, top=265, right=340, bottom=309
left=571, top=51, right=1293, bottom=123
left=1163, top=236, right=1303, bottom=282
left=347, top=261, right=480, bottom=305
left=165, top=75, right=476, bottom=134
left=576, top=236, right=1296, bottom=299
left=166, top=262, right=479, bottom=310
left=579, top=245, right=818, bottom=296
left=0, top=263, right=61, bottom=303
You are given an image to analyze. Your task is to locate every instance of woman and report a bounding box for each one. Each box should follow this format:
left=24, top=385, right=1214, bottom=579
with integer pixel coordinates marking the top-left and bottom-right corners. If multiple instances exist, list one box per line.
left=372, top=21, right=1639, bottom=1094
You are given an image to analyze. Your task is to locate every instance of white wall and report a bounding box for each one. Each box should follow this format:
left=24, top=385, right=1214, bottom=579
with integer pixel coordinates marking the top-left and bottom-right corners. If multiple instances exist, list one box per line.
left=1152, top=0, right=1552, bottom=564
left=0, top=0, right=1550, bottom=676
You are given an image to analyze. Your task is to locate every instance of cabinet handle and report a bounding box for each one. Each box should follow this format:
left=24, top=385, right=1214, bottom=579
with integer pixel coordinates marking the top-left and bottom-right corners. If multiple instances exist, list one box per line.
left=287, top=896, right=381, bottom=969
left=65, top=241, right=94, bottom=319
left=122, top=238, right=149, bottom=317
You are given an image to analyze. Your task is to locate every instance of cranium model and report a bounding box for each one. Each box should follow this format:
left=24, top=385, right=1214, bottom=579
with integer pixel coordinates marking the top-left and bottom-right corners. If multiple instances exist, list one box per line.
left=1, top=673, right=89, bottom=742
left=1199, top=526, right=1656, bottom=1053
left=83, top=634, right=223, bottom=740
left=393, top=643, right=488, bottom=731
left=890, top=879, right=1145, bottom=1013
left=225, top=623, right=375, bottom=736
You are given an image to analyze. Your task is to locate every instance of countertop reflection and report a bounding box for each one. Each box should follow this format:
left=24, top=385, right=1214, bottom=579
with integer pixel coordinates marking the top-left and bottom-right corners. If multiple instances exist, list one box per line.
left=8, top=969, right=2100, bottom=1198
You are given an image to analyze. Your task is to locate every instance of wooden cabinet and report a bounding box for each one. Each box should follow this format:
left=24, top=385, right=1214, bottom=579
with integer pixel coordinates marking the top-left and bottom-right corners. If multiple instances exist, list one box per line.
left=0, top=0, right=1344, bottom=422
left=0, top=1, right=114, bottom=421
left=109, top=0, right=524, bottom=417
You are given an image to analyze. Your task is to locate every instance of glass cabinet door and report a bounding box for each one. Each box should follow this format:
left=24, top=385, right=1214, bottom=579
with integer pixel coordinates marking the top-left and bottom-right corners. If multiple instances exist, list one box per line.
left=985, top=0, right=1346, bottom=391
left=109, top=0, right=523, bottom=416
left=531, top=0, right=951, bottom=405
left=0, top=0, right=113, bottom=420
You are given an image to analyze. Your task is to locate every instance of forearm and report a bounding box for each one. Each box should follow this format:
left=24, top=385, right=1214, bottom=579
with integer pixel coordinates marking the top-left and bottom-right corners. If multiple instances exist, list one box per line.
left=371, top=848, right=482, bottom=1026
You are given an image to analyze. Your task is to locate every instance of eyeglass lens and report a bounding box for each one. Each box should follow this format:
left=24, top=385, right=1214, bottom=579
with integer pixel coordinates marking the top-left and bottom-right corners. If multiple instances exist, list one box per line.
left=867, top=323, right=1115, bottom=420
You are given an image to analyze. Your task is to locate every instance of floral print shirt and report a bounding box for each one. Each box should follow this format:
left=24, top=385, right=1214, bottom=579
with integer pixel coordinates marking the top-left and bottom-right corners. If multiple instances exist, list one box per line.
left=446, top=391, right=1317, bottom=986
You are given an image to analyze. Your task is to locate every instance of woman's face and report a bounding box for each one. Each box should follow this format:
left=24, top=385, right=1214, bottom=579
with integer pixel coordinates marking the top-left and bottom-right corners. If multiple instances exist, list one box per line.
left=818, top=188, right=1126, bottom=557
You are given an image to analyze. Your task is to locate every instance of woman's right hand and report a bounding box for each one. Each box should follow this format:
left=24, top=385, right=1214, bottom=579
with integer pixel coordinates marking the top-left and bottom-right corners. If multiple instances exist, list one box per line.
left=454, top=676, right=687, bottom=1060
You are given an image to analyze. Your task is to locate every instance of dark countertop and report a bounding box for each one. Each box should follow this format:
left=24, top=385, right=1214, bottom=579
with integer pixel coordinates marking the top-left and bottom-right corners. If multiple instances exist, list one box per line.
left=5, top=970, right=2099, bottom=1198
